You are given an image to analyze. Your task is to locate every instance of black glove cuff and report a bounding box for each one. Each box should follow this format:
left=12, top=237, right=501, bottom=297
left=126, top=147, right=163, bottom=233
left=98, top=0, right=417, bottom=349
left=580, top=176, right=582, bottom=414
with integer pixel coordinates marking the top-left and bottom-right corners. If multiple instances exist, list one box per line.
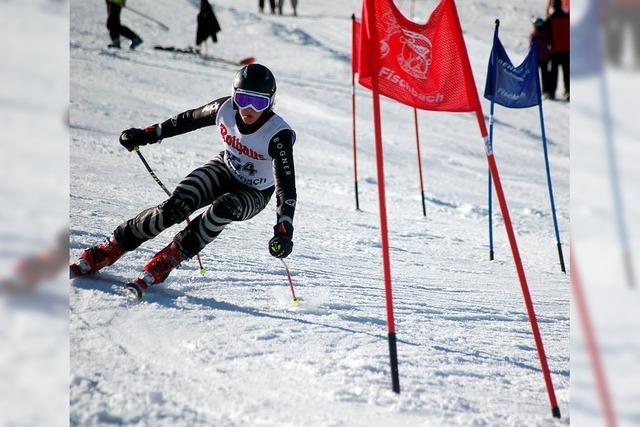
left=143, top=125, right=161, bottom=144
left=273, top=221, right=294, bottom=239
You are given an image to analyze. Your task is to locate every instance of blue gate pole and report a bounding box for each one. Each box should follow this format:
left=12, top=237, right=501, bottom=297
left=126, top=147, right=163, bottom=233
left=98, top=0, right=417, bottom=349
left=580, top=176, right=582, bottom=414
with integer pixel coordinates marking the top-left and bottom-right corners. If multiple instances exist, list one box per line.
left=534, top=44, right=566, bottom=273
left=600, top=72, right=635, bottom=287
left=487, top=20, right=500, bottom=261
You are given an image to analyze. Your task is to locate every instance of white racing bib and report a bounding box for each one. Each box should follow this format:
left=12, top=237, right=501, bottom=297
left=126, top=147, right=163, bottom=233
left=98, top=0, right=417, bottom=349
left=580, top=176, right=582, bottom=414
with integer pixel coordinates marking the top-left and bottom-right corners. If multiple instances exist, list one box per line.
left=216, top=99, right=292, bottom=190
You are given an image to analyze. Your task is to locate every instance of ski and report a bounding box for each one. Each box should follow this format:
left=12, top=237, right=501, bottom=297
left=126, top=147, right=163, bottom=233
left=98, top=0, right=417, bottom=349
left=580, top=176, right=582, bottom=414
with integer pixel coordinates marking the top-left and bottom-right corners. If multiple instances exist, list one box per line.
left=153, top=45, right=255, bottom=66
left=124, top=281, right=144, bottom=301
left=202, top=54, right=255, bottom=66
left=70, top=262, right=87, bottom=278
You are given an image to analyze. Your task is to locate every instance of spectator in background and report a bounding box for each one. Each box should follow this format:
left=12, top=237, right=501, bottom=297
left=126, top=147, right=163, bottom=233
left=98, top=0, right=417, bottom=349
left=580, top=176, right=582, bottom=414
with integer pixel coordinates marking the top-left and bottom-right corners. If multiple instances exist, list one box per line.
left=278, top=0, right=298, bottom=16
left=259, top=0, right=276, bottom=14
left=106, top=0, right=143, bottom=49
left=546, top=0, right=570, bottom=15
left=546, top=0, right=570, bottom=100
left=530, top=17, right=551, bottom=98
left=196, top=0, right=221, bottom=54
left=604, top=0, right=640, bottom=67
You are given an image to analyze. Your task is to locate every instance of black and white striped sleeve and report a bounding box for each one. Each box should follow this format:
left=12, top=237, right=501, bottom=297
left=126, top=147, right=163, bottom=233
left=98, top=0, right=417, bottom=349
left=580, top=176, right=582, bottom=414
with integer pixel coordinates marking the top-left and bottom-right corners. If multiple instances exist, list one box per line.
left=268, top=129, right=297, bottom=225
left=155, top=96, right=229, bottom=139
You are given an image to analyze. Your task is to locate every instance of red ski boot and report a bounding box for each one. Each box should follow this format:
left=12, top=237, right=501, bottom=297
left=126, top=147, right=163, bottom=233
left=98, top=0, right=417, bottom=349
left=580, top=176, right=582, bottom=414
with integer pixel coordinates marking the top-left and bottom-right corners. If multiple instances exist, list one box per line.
left=70, top=235, right=124, bottom=277
left=124, top=241, right=183, bottom=300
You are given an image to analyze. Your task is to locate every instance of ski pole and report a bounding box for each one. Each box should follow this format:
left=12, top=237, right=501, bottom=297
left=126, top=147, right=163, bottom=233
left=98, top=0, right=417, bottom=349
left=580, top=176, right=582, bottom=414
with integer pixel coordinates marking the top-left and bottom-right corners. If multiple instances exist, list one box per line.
left=111, top=1, right=170, bottom=32
left=280, top=259, right=299, bottom=304
left=134, top=147, right=206, bottom=276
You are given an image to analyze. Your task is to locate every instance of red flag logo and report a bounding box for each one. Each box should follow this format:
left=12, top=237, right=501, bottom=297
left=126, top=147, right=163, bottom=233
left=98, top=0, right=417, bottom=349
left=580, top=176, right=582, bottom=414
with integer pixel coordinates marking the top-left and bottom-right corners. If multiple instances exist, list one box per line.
left=358, top=0, right=480, bottom=112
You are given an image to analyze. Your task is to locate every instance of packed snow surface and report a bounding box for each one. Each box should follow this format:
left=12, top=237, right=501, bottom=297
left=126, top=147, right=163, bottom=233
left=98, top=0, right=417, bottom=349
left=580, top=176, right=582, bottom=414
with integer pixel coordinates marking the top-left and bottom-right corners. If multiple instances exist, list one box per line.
left=0, top=0, right=69, bottom=426
left=70, top=0, right=570, bottom=425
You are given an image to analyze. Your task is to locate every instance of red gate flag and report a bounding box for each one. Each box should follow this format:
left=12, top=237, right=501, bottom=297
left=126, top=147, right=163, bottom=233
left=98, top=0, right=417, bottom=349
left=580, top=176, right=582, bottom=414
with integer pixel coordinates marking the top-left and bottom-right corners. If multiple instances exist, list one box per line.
left=352, top=16, right=361, bottom=75
left=359, top=0, right=562, bottom=416
left=358, top=0, right=480, bottom=112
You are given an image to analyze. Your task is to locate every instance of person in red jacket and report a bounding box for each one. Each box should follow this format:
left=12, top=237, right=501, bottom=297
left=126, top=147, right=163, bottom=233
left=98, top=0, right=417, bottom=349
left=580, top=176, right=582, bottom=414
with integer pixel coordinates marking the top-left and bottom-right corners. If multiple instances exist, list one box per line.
left=530, top=17, right=551, bottom=98
left=546, top=0, right=570, bottom=15
left=546, top=0, right=570, bottom=100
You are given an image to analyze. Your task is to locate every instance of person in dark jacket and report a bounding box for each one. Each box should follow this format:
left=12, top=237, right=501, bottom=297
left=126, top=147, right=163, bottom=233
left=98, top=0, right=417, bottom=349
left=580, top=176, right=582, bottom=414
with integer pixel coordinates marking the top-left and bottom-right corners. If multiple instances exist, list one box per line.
left=259, top=0, right=276, bottom=14
left=70, top=65, right=298, bottom=301
left=546, top=0, right=570, bottom=100
left=196, top=0, right=221, bottom=49
left=530, top=17, right=551, bottom=98
left=105, top=0, right=143, bottom=49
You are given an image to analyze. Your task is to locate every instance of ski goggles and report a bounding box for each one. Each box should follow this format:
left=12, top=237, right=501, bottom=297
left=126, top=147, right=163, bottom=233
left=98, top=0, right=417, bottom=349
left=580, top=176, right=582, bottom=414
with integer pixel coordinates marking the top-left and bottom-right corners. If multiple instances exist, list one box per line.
left=233, top=90, right=272, bottom=112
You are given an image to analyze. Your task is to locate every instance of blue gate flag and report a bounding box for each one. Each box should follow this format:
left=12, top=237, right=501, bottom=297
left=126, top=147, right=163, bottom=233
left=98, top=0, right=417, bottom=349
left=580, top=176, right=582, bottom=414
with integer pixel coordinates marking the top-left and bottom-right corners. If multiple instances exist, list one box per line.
left=484, top=36, right=539, bottom=108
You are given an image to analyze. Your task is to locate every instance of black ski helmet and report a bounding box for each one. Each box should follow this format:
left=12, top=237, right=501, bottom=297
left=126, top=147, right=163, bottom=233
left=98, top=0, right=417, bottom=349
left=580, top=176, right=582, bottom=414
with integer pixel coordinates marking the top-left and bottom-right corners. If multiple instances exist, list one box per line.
left=232, top=64, right=276, bottom=103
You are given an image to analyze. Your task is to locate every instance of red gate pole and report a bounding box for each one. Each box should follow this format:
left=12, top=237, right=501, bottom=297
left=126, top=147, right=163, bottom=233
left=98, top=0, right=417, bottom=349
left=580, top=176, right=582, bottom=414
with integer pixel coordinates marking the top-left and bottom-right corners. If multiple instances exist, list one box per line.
left=571, top=250, right=617, bottom=427
left=413, top=108, right=427, bottom=217
left=409, top=2, right=426, bottom=218
left=364, top=0, right=400, bottom=394
left=474, top=111, right=560, bottom=418
left=351, top=14, right=361, bottom=211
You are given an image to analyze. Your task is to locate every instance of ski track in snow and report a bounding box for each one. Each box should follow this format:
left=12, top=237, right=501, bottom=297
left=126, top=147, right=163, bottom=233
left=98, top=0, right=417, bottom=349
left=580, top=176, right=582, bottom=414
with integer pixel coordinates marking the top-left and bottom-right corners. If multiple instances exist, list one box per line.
left=70, top=0, right=570, bottom=425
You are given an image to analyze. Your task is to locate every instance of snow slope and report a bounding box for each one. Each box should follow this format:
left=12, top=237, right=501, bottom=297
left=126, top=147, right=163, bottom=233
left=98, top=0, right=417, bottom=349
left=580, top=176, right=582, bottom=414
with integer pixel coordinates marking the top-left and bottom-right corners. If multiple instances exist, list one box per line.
left=0, top=0, right=69, bottom=426
left=70, top=0, right=570, bottom=425
left=569, top=0, right=640, bottom=421
left=570, top=71, right=640, bottom=427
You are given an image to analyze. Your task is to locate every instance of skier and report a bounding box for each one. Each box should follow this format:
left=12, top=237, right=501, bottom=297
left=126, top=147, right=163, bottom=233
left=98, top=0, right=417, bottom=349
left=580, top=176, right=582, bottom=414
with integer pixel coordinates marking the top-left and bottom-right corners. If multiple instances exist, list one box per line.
left=70, top=64, right=297, bottom=300
left=106, top=0, right=143, bottom=50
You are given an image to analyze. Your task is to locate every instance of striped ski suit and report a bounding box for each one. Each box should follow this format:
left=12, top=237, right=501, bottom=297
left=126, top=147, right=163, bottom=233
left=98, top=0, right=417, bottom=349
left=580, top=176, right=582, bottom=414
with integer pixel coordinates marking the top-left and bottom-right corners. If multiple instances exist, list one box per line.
left=113, top=96, right=297, bottom=259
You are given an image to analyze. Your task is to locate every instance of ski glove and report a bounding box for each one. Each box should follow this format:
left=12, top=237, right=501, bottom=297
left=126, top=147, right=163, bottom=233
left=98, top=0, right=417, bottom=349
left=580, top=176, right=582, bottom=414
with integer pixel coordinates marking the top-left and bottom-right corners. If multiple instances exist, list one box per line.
left=269, top=222, right=293, bottom=258
left=119, top=126, right=160, bottom=152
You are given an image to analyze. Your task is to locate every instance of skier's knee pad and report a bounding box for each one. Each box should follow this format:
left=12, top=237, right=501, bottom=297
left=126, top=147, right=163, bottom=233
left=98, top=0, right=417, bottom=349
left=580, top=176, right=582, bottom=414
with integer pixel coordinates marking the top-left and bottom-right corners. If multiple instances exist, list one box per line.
left=159, top=195, right=191, bottom=225
left=212, top=197, right=243, bottom=222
